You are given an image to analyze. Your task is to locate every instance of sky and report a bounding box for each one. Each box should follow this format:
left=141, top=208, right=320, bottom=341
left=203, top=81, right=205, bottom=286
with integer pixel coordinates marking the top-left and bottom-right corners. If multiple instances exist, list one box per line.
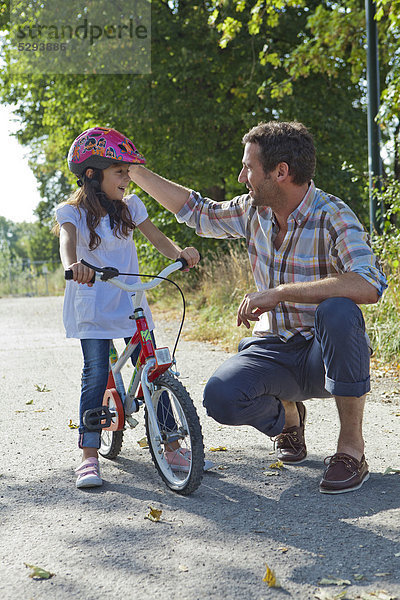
left=0, top=104, right=43, bottom=223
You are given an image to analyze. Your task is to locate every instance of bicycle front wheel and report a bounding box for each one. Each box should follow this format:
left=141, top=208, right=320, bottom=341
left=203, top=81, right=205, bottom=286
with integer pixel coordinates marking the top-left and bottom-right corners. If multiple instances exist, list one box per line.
left=145, top=372, right=204, bottom=495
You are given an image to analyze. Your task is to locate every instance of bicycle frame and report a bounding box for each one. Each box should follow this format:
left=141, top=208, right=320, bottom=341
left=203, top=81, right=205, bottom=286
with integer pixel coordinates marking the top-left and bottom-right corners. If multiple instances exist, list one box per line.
left=96, top=261, right=182, bottom=448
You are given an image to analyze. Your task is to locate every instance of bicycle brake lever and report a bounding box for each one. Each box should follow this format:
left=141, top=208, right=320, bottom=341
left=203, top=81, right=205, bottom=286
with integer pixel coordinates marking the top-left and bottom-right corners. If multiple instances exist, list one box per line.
left=80, top=259, right=119, bottom=281
left=168, top=358, right=180, bottom=378
left=99, top=267, right=120, bottom=281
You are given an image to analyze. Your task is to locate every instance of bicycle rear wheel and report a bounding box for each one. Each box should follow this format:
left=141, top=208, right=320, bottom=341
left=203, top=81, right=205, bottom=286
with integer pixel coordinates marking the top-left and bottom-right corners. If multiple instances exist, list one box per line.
left=99, top=389, right=124, bottom=459
left=145, top=372, right=204, bottom=495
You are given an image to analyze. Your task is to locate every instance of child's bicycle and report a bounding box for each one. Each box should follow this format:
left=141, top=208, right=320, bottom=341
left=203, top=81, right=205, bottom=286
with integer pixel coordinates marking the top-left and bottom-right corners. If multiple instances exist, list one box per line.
left=65, top=258, right=205, bottom=495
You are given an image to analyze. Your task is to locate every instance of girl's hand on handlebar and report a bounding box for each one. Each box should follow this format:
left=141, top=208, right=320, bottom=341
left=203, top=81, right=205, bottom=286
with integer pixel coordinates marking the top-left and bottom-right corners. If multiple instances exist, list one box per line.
left=177, top=247, right=200, bottom=270
left=67, top=262, right=95, bottom=286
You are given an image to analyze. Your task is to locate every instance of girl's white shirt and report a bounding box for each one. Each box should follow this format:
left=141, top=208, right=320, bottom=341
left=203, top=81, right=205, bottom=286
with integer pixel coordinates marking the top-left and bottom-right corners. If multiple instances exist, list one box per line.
left=56, top=194, right=155, bottom=339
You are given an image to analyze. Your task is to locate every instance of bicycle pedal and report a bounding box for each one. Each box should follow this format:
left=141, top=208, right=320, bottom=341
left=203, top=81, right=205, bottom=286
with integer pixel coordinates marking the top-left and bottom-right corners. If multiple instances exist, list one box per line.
left=126, top=415, right=139, bottom=429
left=83, top=406, right=115, bottom=430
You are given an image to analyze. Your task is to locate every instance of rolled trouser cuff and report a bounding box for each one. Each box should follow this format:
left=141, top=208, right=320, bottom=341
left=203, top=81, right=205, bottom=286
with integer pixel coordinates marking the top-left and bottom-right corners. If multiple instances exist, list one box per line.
left=78, top=431, right=101, bottom=449
left=325, top=375, right=370, bottom=398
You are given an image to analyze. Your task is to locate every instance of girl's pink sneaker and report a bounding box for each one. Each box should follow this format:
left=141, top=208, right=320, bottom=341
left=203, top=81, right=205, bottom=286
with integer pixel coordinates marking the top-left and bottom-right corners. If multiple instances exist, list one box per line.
left=75, top=457, right=102, bottom=488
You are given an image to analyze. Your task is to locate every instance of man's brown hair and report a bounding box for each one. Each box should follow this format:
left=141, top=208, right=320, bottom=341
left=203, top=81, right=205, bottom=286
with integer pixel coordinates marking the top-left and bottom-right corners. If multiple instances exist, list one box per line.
left=242, top=121, right=316, bottom=185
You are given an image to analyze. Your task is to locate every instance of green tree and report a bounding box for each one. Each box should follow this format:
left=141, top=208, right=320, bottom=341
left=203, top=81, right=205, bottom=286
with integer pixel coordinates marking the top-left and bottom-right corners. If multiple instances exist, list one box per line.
left=209, top=0, right=399, bottom=177
left=1, top=0, right=372, bottom=245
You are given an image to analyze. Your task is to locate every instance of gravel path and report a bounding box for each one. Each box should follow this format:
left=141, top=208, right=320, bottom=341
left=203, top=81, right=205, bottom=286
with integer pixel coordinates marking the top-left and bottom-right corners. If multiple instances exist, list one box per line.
left=1, top=295, right=400, bottom=600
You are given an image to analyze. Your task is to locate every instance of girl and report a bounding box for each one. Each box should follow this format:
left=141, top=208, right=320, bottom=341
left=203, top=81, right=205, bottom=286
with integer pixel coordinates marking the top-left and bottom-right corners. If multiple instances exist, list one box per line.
left=55, top=127, right=200, bottom=488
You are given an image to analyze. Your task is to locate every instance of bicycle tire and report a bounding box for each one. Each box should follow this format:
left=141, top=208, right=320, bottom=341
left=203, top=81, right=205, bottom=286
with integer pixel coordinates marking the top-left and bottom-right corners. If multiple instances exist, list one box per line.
left=99, top=390, right=124, bottom=459
left=145, top=372, right=204, bottom=495
left=99, top=429, right=124, bottom=459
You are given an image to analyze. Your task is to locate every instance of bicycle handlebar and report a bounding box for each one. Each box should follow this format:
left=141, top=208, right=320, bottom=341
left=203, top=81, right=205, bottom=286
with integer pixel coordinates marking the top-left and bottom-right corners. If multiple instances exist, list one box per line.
left=64, top=258, right=189, bottom=292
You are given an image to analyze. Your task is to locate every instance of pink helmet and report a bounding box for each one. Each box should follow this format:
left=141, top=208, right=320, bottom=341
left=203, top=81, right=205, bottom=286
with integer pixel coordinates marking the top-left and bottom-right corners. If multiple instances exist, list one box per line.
left=68, top=127, right=146, bottom=177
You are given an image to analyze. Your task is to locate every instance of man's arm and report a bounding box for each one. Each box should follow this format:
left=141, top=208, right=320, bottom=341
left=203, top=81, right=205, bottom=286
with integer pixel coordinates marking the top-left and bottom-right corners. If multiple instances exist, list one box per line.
left=237, top=272, right=379, bottom=329
left=129, top=166, right=191, bottom=214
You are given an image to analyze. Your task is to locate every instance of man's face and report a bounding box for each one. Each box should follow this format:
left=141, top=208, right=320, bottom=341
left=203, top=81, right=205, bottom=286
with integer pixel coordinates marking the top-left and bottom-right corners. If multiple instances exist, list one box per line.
left=238, top=142, right=280, bottom=208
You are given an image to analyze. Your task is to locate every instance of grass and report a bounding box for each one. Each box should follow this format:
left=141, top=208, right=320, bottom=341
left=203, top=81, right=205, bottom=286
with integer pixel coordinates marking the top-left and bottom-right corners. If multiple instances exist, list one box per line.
left=151, top=245, right=400, bottom=364
left=0, top=264, right=66, bottom=298
left=3, top=246, right=399, bottom=365
left=149, top=245, right=255, bottom=352
left=364, top=272, right=400, bottom=365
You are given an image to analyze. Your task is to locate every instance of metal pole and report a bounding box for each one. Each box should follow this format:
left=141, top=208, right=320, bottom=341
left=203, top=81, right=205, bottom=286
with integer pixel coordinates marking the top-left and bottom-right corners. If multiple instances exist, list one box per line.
left=365, top=0, right=383, bottom=234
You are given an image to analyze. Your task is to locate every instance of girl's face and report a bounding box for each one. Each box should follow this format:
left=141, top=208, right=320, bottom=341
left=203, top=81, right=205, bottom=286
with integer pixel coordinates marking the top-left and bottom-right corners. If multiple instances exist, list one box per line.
left=101, top=163, right=130, bottom=200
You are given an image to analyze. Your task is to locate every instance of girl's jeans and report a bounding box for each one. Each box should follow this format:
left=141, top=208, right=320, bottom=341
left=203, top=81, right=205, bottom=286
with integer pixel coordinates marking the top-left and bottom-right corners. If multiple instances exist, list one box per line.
left=79, top=334, right=174, bottom=449
left=203, top=298, right=371, bottom=437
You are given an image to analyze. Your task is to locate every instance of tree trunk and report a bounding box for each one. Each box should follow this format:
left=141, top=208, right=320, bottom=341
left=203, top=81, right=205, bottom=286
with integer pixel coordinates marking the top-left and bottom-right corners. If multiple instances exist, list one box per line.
left=394, top=122, right=400, bottom=182
left=204, top=184, right=226, bottom=202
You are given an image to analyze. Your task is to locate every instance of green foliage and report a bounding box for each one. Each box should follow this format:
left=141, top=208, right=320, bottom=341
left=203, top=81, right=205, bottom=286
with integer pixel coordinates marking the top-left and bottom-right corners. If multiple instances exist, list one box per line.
left=362, top=178, right=400, bottom=363
left=371, top=177, right=400, bottom=271
left=1, top=0, right=371, bottom=233
left=208, top=0, right=399, bottom=181
left=27, top=222, right=59, bottom=264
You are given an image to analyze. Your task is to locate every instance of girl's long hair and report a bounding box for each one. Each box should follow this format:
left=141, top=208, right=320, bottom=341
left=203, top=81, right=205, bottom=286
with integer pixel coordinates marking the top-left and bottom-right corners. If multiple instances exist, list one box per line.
left=53, top=170, right=136, bottom=250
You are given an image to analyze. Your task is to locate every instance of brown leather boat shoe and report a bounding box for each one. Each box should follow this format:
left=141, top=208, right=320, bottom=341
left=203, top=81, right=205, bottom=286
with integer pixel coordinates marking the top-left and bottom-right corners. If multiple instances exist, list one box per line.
left=319, top=453, right=369, bottom=494
left=274, top=401, right=307, bottom=464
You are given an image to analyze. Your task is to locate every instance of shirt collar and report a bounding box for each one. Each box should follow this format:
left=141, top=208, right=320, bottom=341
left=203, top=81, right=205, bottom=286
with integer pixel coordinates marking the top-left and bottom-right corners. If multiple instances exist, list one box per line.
left=288, top=180, right=315, bottom=225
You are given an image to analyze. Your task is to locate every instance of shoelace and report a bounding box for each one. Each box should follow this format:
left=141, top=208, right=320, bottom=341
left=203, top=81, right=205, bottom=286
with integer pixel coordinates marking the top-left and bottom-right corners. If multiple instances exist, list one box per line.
left=324, top=454, right=358, bottom=472
left=273, top=429, right=301, bottom=451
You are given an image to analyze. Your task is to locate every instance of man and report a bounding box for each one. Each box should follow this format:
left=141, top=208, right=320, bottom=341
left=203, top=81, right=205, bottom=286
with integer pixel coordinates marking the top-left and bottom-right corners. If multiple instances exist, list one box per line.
left=129, top=121, right=387, bottom=494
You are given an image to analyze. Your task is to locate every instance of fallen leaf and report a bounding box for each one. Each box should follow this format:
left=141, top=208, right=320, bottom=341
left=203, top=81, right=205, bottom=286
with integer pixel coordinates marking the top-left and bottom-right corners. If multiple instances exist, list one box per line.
left=25, top=563, right=54, bottom=580
left=315, top=588, right=346, bottom=600
left=277, top=547, right=288, bottom=553
left=35, top=384, right=51, bottom=393
left=315, top=589, right=348, bottom=600
left=264, top=471, right=280, bottom=477
left=354, top=591, right=398, bottom=600
left=137, top=436, right=149, bottom=448
left=383, top=467, right=400, bottom=475
left=178, top=565, right=188, bottom=572
left=374, top=573, right=391, bottom=577
left=269, top=460, right=284, bottom=470
left=354, top=573, right=364, bottom=580
left=319, top=577, right=351, bottom=586
left=41, top=427, right=50, bottom=431
left=26, top=400, right=34, bottom=405
left=217, top=465, right=229, bottom=470
left=145, top=507, right=162, bottom=522
left=262, top=564, right=281, bottom=588
left=68, top=420, right=79, bottom=429
left=209, top=446, right=227, bottom=452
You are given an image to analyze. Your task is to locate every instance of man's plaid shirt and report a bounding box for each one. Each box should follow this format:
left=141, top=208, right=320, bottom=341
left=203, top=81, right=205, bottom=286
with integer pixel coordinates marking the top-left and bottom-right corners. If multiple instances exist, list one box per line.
left=176, top=181, right=387, bottom=341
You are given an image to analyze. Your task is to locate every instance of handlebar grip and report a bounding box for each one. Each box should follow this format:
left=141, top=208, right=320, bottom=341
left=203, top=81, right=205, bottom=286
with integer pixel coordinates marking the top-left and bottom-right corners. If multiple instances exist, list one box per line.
left=64, top=269, right=96, bottom=283
left=178, top=257, right=189, bottom=270
left=178, top=253, right=201, bottom=270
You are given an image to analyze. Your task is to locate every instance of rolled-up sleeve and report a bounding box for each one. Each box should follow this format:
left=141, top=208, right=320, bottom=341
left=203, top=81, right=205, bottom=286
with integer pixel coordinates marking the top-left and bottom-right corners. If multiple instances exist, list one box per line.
left=176, top=190, right=249, bottom=239
left=328, top=209, right=388, bottom=297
